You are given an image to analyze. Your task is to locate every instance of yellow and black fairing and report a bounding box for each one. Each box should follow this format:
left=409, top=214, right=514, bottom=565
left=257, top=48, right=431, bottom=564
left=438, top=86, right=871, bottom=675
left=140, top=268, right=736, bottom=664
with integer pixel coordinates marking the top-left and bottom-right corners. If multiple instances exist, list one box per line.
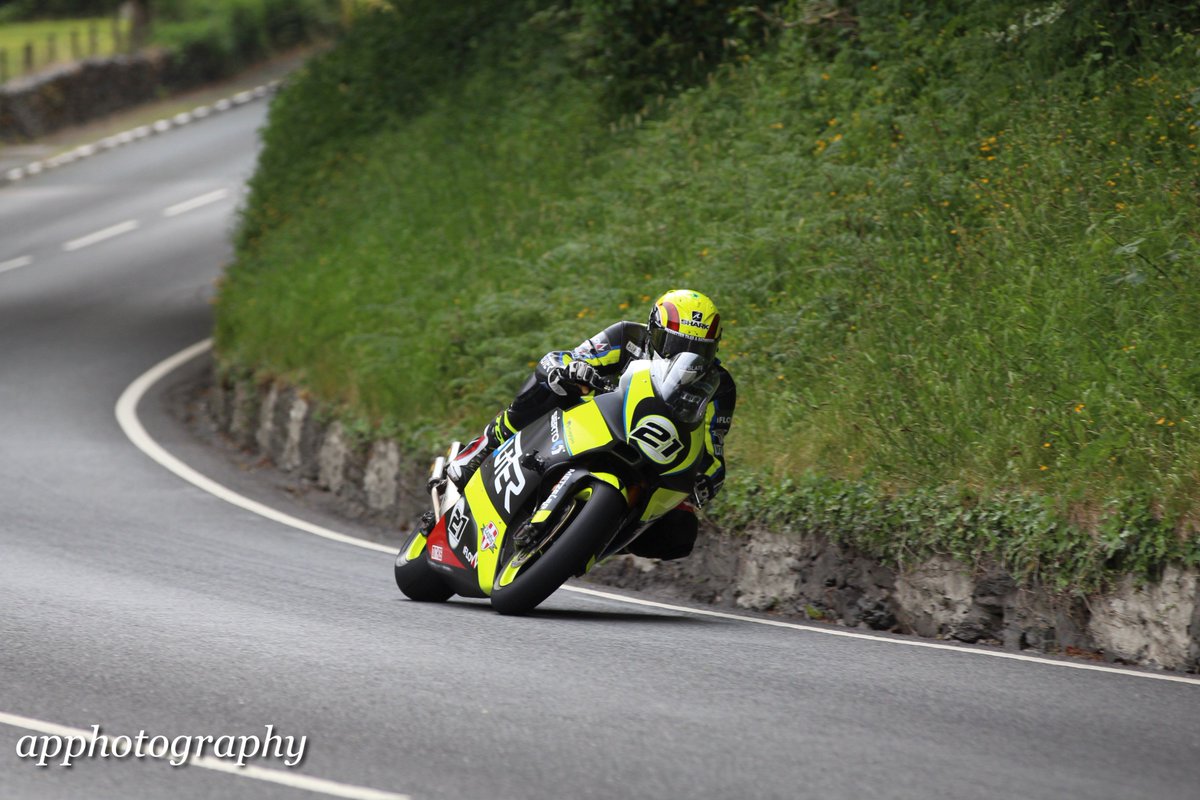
left=423, top=352, right=720, bottom=597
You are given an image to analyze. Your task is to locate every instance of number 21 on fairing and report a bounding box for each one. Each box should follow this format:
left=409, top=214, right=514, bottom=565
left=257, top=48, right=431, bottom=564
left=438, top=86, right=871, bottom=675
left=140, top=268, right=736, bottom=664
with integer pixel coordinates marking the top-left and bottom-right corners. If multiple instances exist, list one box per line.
left=630, top=415, right=683, bottom=463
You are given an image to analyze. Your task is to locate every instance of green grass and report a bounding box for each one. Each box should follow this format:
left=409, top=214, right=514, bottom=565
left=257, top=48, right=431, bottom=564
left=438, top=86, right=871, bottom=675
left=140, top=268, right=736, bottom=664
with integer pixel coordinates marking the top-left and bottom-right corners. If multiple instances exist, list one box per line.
left=216, top=2, right=1200, bottom=592
left=0, top=17, right=130, bottom=79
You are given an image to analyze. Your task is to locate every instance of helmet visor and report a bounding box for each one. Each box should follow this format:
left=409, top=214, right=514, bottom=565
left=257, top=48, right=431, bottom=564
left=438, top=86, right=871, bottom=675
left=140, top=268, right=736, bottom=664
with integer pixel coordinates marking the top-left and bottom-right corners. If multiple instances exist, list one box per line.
left=649, top=326, right=718, bottom=363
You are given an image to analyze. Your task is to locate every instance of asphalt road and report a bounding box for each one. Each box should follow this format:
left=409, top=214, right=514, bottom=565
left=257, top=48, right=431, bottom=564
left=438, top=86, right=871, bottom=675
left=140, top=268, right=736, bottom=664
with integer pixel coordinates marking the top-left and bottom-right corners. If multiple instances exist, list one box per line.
left=1, top=94, right=1199, bottom=800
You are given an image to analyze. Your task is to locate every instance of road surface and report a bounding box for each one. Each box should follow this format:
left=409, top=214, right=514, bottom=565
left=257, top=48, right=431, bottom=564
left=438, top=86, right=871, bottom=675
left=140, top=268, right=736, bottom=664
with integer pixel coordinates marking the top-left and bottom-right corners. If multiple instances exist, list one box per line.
left=1, top=94, right=1198, bottom=800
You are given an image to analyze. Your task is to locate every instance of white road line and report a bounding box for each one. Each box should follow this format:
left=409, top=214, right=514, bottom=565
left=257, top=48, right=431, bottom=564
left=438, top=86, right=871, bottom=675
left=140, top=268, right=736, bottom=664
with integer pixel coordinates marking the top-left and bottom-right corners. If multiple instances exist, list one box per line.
left=119, top=341, right=1200, bottom=687
left=63, top=220, right=139, bottom=252
left=0, top=711, right=409, bottom=800
left=0, top=255, right=33, bottom=274
left=164, top=189, right=229, bottom=218
left=115, top=340, right=395, bottom=555
left=564, top=586, right=1200, bottom=685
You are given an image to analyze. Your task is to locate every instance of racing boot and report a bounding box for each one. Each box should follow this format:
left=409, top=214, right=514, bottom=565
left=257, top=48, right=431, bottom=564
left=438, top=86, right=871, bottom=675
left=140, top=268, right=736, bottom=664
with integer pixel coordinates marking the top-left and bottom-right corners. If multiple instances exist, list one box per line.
left=446, top=411, right=516, bottom=490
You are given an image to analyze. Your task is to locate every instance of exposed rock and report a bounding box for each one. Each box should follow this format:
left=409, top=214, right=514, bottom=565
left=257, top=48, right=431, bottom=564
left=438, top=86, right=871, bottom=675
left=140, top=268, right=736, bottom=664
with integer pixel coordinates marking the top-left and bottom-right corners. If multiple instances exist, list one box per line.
left=735, top=530, right=803, bottom=611
left=1087, top=567, right=1198, bottom=667
left=255, top=382, right=280, bottom=460
left=894, top=556, right=975, bottom=639
left=317, top=421, right=349, bottom=494
left=364, top=440, right=401, bottom=511
left=228, top=379, right=260, bottom=450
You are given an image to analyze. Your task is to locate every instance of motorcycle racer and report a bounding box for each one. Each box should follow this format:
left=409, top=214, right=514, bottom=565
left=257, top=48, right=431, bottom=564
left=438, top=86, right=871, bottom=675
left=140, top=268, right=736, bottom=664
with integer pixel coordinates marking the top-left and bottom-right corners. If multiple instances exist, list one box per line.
left=446, top=289, right=736, bottom=561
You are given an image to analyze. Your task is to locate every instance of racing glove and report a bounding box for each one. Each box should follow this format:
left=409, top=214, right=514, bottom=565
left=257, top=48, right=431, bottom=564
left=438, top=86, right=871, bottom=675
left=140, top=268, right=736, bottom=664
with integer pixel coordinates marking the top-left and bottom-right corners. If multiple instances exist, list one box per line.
left=547, top=360, right=608, bottom=396
left=691, top=472, right=723, bottom=509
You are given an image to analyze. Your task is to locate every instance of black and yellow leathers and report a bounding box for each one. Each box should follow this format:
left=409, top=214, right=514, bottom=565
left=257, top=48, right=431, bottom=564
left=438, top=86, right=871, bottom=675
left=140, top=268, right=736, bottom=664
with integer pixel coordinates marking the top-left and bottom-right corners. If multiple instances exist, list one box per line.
left=508, top=321, right=734, bottom=501
left=449, top=321, right=736, bottom=560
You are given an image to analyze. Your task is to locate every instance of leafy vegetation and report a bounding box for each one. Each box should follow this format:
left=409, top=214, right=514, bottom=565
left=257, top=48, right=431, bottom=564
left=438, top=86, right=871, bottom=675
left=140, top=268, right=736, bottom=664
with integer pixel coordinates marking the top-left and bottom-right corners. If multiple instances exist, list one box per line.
left=216, top=0, right=1200, bottom=592
left=149, top=0, right=338, bottom=84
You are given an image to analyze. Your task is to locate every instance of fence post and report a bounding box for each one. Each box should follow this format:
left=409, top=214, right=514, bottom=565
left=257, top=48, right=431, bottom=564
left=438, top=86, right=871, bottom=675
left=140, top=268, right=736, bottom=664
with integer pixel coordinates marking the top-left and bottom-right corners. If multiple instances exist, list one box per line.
left=23, top=42, right=34, bottom=73
left=112, top=17, right=123, bottom=54
left=89, top=22, right=99, bottom=56
left=70, top=30, right=81, bottom=60
left=47, top=33, right=57, bottom=65
left=0, top=49, right=7, bottom=84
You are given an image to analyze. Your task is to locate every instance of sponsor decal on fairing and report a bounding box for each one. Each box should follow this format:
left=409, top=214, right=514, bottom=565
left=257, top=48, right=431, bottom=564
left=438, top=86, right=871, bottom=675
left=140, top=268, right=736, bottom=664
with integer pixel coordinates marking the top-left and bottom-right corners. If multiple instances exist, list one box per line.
left=550, top=410, right=566, bottom=455
left=539, top=469, right=576, bottom=513
left=492, top=433, right=526, bottom=513
left=446, top=501, right=468, bottom=549
left=481, top=521, right=498, bottom=551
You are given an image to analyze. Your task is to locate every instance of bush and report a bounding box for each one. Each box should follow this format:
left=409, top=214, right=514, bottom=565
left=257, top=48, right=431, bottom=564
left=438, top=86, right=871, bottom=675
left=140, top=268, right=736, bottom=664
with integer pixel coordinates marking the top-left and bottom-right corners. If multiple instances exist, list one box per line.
left=152, top=0, right=337, bottom=89
left=572, top=0, right=782, bottom=114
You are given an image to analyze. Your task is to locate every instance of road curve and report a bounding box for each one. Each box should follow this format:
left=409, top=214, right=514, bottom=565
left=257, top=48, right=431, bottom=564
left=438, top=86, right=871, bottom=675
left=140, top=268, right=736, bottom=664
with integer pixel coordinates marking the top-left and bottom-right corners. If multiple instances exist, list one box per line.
left=1, top=95, right=1199, bottom=800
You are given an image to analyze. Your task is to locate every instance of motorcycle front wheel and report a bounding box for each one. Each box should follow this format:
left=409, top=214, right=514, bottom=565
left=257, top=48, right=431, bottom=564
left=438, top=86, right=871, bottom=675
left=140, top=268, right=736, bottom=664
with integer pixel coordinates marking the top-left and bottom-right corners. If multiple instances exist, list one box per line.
left=490, top=481, right=626, bottom=615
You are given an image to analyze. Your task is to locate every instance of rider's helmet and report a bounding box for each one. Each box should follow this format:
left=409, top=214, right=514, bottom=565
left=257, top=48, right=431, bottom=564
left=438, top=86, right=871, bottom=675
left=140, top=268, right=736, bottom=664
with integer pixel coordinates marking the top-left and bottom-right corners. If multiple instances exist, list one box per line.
left=646, top=289, right=722, bottom=366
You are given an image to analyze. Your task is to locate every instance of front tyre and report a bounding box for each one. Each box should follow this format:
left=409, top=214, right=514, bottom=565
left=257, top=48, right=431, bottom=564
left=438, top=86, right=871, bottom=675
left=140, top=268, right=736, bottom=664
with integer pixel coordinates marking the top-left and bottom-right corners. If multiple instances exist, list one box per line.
left=490, top=482, right=626, bottom=615
left=394, top=528, right=454, bottom=602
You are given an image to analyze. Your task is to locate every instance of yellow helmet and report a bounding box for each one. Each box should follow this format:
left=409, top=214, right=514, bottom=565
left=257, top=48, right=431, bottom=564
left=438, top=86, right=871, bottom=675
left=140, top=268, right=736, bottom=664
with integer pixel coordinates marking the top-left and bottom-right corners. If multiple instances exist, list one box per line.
left=647, top=289, right=722, bottom=364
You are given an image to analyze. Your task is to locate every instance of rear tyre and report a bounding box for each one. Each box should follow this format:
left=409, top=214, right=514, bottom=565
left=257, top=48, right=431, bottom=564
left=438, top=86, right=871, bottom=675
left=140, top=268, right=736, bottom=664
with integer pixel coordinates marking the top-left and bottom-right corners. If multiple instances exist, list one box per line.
left=490, top=482, right=626, bottom=615
left=394, top=529, right=454, bottom=602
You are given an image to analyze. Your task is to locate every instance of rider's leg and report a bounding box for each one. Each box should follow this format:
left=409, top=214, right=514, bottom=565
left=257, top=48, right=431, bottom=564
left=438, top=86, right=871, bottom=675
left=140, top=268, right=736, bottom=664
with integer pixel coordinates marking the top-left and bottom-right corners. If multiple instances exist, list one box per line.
left=446, top=372, right=562, bottom=489
left=623, top=502, right=699, bottom=561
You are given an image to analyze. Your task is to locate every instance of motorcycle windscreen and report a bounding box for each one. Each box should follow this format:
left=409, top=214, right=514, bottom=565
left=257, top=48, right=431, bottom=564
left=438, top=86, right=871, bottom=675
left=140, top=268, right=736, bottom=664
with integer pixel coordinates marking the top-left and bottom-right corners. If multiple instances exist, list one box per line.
left=649, top=352, right=720, bottom=426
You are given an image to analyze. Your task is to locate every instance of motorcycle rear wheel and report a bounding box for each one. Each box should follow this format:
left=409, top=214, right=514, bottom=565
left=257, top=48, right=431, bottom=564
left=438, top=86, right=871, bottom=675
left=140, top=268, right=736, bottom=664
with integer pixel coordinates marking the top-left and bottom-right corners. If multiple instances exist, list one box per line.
left=490, top=481, right=625, bottom=615
left=394, top=528, right=454, bottom=602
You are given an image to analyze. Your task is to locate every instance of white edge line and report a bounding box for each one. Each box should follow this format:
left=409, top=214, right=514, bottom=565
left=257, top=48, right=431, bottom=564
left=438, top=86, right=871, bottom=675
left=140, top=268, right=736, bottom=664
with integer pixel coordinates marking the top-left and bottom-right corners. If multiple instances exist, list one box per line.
left=562, top=586, right=1200, bottom=685
left=163, top=188, right=230, bottom=218
left=0, top=711, right=409, bottom=800
left=119, top=340, right=1200, bottom=687
left=63, top=219, right=139, bottom=252
left=0, top=255, right=33, bottom=273
left=115, top=340, right=394, bottom=555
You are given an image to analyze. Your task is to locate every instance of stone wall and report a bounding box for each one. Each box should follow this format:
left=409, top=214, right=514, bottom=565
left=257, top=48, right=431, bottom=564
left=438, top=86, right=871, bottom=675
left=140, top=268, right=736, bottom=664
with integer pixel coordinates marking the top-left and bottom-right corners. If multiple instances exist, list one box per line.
left=1, top=50, right=200, bottom=140
left=197, top=367, right=1200, bottom=673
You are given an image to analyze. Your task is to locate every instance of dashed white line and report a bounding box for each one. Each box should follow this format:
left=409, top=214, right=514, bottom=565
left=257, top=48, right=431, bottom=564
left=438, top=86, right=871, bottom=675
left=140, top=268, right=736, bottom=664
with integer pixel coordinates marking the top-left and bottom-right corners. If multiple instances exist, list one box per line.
left=0, top=711, right=410, bottom=800
left=119, top=340, right=1200, bottom=687
left=63, top=220, right=139, bottom=252
left=0, top=255, right=33, bottom=273
left=164, top=189, right=229, bottom=218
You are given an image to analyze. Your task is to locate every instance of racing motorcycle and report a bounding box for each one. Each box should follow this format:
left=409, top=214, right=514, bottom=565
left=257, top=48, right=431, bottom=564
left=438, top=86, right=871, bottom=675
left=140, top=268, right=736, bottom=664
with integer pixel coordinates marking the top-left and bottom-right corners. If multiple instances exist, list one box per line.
left=393, top=351, right=720, bottom=615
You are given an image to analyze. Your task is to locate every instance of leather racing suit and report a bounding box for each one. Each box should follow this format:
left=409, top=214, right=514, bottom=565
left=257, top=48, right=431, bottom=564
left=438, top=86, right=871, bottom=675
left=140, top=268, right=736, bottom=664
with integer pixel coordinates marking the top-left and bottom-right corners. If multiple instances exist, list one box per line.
left=454, top=320, right=736, bottom=560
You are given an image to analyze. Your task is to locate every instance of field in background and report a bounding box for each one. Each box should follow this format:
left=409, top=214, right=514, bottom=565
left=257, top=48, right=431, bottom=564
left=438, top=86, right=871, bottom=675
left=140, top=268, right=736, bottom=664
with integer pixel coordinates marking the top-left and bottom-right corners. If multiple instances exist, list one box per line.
left=0, top=17, right=130, bottom=81
left=215, top=2, right=1200, bottom=592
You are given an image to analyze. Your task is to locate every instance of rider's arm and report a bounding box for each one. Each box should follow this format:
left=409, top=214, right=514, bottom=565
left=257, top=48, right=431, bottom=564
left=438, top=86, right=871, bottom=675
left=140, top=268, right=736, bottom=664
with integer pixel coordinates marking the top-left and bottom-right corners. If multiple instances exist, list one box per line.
left=534, top=321, right=640, bottom=391
left=693, top=365, right=736, bottom=507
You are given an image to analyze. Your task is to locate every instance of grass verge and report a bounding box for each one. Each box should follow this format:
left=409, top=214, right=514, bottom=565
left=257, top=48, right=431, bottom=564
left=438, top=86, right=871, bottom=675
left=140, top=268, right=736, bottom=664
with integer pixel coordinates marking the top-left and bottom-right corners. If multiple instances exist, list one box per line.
left=216, top=2, right=1200, bottom=593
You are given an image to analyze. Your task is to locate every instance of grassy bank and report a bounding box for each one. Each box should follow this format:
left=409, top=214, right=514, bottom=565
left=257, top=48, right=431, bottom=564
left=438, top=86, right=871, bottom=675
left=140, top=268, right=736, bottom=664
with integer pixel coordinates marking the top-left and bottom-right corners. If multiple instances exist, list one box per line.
left=216, top=1, right=1200, bottom=591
